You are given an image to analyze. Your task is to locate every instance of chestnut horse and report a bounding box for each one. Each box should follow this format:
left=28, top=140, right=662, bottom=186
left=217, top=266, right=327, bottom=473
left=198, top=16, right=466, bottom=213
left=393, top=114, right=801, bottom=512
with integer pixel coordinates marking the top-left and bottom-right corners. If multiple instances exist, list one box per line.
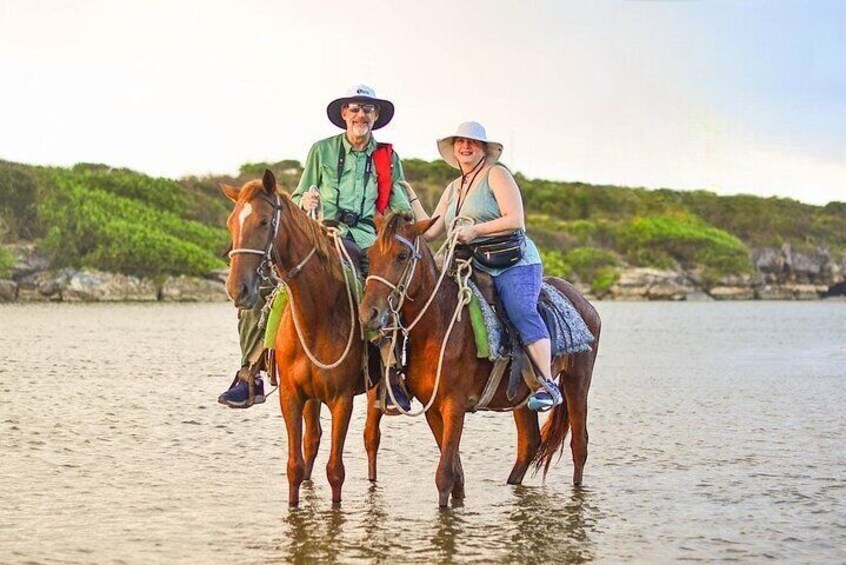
left=359, top=214, right=601, bottom=507
left=223, top=170, right=384, bottom=506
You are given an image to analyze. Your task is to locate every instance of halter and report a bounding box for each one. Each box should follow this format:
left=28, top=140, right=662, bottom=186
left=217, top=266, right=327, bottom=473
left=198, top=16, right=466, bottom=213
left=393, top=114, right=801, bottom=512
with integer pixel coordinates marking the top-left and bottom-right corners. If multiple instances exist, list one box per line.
left=228, top=192, right=316, bottom=283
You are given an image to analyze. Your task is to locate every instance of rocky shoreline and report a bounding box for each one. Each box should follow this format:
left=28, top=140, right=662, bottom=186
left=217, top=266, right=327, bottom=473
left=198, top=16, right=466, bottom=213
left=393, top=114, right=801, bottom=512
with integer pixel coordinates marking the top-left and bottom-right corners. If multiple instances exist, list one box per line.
left=1, top=242, right=843, bottom=303
left=0, top=243, right=228, bottom=303
left=600, top=244, right=844, bottom=301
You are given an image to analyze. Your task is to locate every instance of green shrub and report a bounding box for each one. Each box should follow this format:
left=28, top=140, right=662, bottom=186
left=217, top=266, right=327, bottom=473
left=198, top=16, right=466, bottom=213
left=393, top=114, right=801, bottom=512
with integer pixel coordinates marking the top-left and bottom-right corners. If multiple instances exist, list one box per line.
left=3, top=157, right=845, bottom=284
left=0, top=161, right=43, bottom=239
left=562, top=247, right=621, bottom=294
left=539, top=246, right=621, bottom=294
left=616, top=214, right=750, bottom=276
left=82, top=219, right=225, bottom=277
left=37, top=171, right=229, bottom=276
left=539, top=249, right=571, bottom=278
left=591, top=266, right=619, bottom=296
left=0, top=247, right=14, bottom=278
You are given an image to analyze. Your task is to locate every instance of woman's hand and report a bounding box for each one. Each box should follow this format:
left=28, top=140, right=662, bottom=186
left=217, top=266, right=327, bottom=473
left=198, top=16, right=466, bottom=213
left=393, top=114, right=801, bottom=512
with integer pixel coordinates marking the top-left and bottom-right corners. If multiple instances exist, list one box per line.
left=453, top=224, right=479, bottom=244
left=399, top=180, right=417, bottom=202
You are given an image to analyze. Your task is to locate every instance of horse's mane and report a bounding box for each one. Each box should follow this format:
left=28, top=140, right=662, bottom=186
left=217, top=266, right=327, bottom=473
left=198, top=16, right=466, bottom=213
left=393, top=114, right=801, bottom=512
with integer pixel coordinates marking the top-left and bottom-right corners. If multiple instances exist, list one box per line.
left=377, top=212, right=415, bottom=255
left=238, top=182, right=339, bottom=277
left=236, top=179, right=266, bottom=205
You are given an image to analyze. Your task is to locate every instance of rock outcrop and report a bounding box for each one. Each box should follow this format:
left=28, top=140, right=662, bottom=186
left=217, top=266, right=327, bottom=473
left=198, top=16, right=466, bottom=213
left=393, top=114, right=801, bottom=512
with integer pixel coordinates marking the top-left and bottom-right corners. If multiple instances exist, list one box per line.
left=1, top=243, right=228, bottom=303
left=160, top=276, right=228, bottom=302
left=608, top=268, right=696, bottom=301
left=1, top=240, right=843, bottom=302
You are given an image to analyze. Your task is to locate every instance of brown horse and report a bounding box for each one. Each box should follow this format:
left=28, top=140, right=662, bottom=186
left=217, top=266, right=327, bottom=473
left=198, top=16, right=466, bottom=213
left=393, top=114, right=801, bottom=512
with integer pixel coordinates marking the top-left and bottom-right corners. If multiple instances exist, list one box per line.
left=223, top=170, right=384, bottom=506
left=359, top=214, right=601, bottom=507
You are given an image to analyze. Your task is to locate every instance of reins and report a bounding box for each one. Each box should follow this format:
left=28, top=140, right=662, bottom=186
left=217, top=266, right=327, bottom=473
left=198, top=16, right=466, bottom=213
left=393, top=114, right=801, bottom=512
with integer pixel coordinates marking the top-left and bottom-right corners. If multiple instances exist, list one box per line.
left=275, top=226, right=361, bottom=370
left=364, top=217, right=475, bottom=417
left=231, top=191, right=362, bottom=372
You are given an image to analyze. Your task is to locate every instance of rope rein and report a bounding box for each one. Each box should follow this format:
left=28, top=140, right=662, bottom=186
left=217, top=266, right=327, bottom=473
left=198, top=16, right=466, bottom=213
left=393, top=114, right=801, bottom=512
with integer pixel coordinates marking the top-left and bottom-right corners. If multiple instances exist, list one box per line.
left=277, top=226, right=360, bottom=370
left=371, top=216, right=476, bottom=417
left=230, top=191, right=362, bottom=372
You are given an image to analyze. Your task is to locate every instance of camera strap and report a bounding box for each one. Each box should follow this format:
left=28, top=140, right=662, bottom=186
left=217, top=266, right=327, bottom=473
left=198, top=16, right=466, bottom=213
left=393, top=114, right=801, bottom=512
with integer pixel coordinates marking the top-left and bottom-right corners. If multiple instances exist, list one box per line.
left=336, top=137, right=372, bottom=218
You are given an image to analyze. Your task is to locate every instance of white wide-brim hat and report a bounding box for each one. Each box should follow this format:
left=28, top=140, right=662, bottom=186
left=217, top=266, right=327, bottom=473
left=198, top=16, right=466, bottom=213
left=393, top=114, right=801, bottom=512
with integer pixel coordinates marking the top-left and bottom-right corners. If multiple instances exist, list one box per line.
left=326, top=84, right=395, bottom=130
left=437, top=121, right=504, bottom=169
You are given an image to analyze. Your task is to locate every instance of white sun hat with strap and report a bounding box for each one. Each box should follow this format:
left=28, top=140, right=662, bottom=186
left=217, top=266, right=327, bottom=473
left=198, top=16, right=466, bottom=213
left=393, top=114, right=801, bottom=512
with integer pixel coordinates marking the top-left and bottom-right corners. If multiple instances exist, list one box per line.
left=437, top=121, right=504, bottom=169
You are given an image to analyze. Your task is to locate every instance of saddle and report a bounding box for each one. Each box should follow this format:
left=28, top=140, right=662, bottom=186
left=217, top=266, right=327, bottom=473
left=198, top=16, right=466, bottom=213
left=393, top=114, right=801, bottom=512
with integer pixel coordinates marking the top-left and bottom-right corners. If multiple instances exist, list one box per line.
left=340, top=236, right=367, bottom=279
left=467, top=269, right=529, bottom=400
left=446, top=251, right=595, bottom=403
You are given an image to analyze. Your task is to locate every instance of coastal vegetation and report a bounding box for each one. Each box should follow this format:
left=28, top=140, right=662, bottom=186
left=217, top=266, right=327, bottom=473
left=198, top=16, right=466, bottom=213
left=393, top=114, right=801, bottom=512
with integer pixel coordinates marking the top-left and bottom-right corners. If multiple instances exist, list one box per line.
left=1, top=158, right=843, bottom=294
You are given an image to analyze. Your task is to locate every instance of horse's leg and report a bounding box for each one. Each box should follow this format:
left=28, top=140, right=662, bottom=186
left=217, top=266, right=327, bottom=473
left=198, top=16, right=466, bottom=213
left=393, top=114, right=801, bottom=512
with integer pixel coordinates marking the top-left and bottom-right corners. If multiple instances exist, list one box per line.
left=364, top=387, right=383, bottom=482
left=425, top=409, right=464, bottom=500
left=302, top=399, right=322, bottom=481
left=423, top=408, right=443, bottom=449
left=507, top=406, right=541, bottom=485
left=435, top=403, right=466, bottom=507
left=563, top=365, right=591, bottom=486
left=279, top=390, right=305, bottom=507
left=326, top=396, right=354, bottom=505
left=452, top=451, right=466, bottom=501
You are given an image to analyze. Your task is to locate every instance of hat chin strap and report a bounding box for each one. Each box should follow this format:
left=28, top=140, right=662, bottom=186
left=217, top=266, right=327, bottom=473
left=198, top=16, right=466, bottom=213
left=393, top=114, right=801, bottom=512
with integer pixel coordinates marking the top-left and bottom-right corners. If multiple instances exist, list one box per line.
left=459, top=154, right=485, bottom=176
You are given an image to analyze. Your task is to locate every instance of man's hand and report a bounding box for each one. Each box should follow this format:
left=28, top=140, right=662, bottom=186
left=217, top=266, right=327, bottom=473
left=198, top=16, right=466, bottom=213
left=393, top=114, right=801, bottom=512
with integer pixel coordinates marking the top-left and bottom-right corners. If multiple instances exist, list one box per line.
left=301, top=189, right=320, bottom=212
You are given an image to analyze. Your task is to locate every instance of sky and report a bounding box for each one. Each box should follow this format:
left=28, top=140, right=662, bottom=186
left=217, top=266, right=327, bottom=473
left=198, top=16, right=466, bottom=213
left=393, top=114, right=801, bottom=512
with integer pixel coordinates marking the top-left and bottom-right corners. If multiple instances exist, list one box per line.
left=1, top=0, right=844, bottom=205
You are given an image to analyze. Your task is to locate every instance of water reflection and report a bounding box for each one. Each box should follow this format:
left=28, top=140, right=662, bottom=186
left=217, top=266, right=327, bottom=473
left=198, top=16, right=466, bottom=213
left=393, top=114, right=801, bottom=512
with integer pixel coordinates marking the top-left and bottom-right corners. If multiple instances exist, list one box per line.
left=274, top=484, right=347, bottom=564
left=506, top=485, right=596, bottom=563
left=359, top=484, right=391, bottom=560
left=430, top=506, right=468, bottom=563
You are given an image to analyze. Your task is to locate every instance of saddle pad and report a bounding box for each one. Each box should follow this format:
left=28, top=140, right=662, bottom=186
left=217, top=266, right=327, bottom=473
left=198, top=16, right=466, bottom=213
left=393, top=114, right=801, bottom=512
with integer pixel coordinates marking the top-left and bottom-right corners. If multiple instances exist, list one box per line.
left=539, top=282, right=595, bottom=356
left=467, top=280, right=594, bottom=361
left=468, top=281, right=506, bottom=361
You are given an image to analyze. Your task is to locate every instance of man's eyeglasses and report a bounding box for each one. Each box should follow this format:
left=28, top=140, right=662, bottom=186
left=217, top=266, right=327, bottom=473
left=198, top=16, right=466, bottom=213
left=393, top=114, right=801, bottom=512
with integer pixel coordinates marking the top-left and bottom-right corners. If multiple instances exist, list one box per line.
left=345, top=103, right=377, bottom=115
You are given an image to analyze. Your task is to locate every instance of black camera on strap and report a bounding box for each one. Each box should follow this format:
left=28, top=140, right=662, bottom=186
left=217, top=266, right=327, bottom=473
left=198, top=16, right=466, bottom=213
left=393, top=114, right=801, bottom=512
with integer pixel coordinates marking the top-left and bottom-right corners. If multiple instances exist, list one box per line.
left=335, top=208, right=361, bottom=227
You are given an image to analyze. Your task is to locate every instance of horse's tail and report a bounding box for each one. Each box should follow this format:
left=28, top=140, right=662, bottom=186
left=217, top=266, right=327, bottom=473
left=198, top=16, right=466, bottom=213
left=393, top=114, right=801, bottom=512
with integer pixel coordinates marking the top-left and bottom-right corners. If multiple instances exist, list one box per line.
left=532, top=372, right=569, bottom=478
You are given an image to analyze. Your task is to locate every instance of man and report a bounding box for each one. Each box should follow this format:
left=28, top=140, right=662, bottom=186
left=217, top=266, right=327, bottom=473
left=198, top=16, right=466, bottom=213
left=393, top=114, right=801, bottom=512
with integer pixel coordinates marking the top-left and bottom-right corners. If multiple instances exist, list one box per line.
left=219, top=84, right=415, bottom=410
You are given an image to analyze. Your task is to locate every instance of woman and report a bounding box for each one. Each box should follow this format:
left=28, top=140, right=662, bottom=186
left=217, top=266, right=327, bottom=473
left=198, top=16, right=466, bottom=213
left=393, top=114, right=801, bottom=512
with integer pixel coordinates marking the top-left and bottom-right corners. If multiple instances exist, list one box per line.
left=404, top=121, right=561, bottom=411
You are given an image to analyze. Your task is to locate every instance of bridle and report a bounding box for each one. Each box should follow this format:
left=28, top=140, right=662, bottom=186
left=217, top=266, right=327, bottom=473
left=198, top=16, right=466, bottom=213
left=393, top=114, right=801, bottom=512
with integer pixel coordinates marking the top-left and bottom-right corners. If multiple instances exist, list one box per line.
left=365, top=219, right=471, bottom=334
left=228, top=189, right=361, bottom=371
left=362, top=223, right=474, bottom=417
left=228, top=192, right=316, bottom=283
left=365, top=233, right=422, bottom=322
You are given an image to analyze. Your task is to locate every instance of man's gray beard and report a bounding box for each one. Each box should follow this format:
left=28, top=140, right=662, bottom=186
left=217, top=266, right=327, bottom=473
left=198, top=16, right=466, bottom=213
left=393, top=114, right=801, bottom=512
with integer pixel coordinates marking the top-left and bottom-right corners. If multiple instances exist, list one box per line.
left=350, top=124, right=371, bottom=138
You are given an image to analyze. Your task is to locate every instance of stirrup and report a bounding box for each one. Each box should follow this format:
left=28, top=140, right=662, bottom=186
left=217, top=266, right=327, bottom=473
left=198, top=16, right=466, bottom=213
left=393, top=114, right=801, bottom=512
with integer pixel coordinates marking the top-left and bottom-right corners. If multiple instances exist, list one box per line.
left=527, top=381, right=562, bottom=412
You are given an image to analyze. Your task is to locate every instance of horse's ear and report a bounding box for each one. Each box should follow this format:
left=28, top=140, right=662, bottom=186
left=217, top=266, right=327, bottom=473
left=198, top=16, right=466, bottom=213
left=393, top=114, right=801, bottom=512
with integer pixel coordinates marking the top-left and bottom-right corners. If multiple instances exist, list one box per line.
left=221, top=184, right=239, bottom=203
left=262, top=169, right=277, bottom=194
left=374, top=212, right=386, bottom=233
left=412, top=216, right=438, bottom=237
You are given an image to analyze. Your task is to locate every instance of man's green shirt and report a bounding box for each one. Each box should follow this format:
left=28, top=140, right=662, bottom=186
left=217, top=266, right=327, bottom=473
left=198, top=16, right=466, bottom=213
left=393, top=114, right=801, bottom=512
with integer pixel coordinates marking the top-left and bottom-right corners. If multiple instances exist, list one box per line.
left=292, top=133, right=411, bottom=249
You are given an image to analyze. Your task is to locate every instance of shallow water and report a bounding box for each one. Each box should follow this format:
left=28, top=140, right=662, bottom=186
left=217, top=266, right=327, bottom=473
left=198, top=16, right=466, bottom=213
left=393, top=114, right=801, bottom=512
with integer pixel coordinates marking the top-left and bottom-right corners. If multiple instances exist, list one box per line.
left=1, top=302, right=844, bottom=563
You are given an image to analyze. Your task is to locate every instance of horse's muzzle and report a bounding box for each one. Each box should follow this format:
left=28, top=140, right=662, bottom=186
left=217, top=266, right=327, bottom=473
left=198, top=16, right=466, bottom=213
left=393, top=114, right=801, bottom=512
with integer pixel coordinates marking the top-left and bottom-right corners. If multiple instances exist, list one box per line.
left=228, top=278, right=260, bottom=310
left=359, top=304, right=388, bottom=332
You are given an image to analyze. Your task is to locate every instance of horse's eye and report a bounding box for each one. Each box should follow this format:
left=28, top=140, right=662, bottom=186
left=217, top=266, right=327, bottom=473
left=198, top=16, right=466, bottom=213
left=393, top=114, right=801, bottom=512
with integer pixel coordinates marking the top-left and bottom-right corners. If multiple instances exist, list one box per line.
left=397, top=252, right=409, bottom=262
left=259, top=219, right=269, bottom=227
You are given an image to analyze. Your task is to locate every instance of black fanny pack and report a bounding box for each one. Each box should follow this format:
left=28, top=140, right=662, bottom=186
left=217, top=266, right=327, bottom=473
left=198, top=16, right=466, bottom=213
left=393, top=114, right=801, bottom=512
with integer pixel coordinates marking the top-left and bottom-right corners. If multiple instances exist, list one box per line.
left=469, top=231, right=525, bottom=269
